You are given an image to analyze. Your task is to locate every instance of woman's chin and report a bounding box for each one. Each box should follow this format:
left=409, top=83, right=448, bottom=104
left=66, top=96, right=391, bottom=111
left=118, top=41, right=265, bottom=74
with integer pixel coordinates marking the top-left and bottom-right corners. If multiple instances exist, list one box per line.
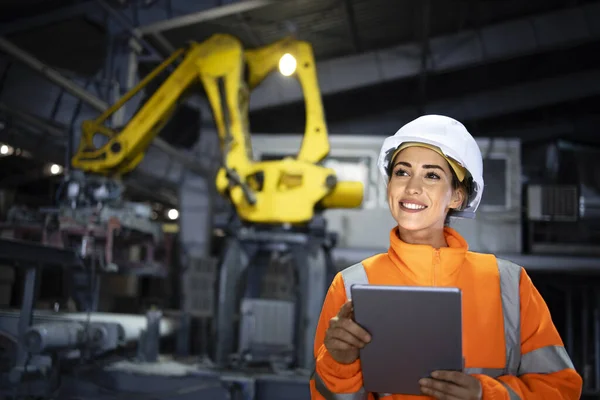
left=396, top=219, right=428, bottom=232
left=395, top=213, right=443, bottom=233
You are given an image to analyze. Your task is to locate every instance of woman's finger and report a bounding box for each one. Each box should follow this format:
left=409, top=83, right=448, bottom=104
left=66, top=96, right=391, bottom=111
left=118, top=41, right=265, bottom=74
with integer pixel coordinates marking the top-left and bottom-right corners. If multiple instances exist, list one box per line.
left=327, top=326, right=368, bottom=348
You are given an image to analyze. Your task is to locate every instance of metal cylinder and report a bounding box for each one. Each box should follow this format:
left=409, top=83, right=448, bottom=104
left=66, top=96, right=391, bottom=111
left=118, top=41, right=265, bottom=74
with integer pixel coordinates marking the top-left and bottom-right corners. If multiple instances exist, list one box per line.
left=580, top=194, right=600, bottom=220
left=144, top=310, right=162, bottom=362
left=23, top=322, right=85, bottom=354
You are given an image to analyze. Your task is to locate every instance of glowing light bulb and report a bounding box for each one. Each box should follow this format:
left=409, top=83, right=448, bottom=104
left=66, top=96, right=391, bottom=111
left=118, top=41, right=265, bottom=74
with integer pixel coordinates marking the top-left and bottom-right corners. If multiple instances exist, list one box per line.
left=50, top=164, right=63, bottom=175
left=279, top=53, right=297, bottom=76
left=167, top=209, right=179, bottom=220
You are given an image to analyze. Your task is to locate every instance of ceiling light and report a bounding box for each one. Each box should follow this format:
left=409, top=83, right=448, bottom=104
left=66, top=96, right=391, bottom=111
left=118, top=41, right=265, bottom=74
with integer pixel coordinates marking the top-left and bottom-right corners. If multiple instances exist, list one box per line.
left=167, top=208, right=179, bottom=220
left=278, top=53, right=297, bottom=76
left=49, top=164, right=63, bottom=175
left=0, top=144, right=13, bottom=156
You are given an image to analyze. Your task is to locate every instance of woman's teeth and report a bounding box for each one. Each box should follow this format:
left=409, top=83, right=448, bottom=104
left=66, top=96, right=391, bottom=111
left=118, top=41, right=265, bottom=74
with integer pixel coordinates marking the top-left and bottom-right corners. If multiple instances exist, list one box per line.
left=401, top=202, right=426, bottom=210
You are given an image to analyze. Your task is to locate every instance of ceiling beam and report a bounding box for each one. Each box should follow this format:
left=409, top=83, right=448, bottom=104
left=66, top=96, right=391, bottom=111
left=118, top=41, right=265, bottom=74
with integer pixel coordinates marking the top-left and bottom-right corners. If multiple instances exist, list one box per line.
left=484, top=115, right=600, bottom=143
left=137, top=0, right=275, bottom=34
left=249, top=1, right=600, bottom=111
left=0, top=0, right=270, bottom=39
left=324, top=69, right=600, bottom=134
left=430, top=71, right=600, bottom=121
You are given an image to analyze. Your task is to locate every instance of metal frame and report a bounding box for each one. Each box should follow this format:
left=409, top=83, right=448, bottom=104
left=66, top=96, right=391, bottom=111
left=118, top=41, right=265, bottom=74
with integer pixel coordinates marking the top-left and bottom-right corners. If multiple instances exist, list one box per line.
left=0, top=238, right=82, bottom=389
left=214, top=217, right=334, bottom=371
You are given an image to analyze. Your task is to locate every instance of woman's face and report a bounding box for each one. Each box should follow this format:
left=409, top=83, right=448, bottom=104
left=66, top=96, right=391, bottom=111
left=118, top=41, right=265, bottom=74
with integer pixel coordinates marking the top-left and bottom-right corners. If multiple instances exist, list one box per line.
left=387, top=146, right=464, bottom=233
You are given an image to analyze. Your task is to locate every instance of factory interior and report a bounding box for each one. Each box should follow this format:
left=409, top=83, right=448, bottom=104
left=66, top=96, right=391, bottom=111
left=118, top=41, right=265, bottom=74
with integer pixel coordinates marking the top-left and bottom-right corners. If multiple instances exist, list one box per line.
left=0, top=0, right=600, bottom=399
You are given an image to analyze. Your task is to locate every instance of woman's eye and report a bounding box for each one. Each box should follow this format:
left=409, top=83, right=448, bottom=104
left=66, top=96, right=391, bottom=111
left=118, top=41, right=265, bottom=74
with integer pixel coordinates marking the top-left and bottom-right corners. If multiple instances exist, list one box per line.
left=426, top=172, right=440, bottom=179
left=394, top=169, right=408, bottom=177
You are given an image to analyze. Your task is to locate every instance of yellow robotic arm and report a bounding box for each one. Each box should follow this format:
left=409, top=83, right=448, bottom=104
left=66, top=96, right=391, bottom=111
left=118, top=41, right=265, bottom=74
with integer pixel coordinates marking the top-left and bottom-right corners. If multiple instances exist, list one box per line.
left=244, top=37, right=329, bottom=164
left=72, top=33, right=363, bottom=224
left=72, top=47, right=190, bottom=175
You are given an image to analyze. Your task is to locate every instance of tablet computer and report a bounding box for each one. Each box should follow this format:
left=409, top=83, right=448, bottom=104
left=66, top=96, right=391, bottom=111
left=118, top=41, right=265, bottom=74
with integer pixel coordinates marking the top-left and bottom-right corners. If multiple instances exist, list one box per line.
left=350, top=284, right=463, bottom=395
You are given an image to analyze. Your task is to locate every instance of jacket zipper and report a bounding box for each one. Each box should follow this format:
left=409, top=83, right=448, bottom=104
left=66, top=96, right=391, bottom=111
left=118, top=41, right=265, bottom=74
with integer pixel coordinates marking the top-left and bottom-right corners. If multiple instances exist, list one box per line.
left=433, top=249, right=440, bottom=286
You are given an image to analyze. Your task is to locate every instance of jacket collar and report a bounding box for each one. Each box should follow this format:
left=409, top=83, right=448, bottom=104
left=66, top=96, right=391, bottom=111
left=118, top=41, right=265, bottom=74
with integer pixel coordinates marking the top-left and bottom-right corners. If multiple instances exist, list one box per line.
left=387, top=226, right=468, bottom=286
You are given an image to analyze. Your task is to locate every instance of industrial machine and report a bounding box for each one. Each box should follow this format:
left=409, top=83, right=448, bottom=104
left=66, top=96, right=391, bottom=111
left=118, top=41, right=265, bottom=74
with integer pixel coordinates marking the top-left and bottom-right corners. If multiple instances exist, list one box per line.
left=71, top=33, right=362, bottom=224
left=52, top=33, right=361, bottom=378
left=0, top=237, right=197, bottom=399
left=525, top=140, right=600, bottom=256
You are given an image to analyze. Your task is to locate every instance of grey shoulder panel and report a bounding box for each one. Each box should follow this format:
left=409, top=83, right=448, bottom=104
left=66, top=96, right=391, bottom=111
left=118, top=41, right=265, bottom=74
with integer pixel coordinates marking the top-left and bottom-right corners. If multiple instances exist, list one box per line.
left=340, top=262, right=369, bottom=301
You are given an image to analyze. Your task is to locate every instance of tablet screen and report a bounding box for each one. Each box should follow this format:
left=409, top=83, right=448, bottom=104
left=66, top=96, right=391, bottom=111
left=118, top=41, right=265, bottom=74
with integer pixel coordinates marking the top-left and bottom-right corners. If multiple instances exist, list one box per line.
left=351, top=284, right=463, bottom=395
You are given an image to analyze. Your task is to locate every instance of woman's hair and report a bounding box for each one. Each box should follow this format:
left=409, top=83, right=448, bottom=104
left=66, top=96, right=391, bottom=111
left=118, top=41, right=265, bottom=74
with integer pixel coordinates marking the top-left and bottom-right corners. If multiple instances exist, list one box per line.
left=445, top=167, right=472, bottom=226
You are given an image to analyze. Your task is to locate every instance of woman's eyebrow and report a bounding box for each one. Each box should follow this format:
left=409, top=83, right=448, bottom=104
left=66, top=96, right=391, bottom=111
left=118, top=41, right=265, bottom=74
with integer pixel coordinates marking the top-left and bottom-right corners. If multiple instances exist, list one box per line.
left=422, top=164, right=445, bottom=171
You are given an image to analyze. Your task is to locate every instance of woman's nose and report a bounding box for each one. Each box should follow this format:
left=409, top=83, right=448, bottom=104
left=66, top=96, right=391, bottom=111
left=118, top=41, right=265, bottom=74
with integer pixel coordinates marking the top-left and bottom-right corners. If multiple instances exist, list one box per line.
left=404, top=176, right=422, bottom=194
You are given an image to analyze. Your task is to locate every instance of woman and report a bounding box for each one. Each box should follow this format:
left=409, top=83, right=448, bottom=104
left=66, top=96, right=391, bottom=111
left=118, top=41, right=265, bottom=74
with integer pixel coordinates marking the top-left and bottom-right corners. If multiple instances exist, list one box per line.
left=310, top=115, right=582, bottom=400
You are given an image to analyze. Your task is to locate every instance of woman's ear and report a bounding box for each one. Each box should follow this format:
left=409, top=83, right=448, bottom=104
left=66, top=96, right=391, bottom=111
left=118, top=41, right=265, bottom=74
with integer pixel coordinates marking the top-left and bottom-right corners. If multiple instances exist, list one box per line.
left=450, top=188, right=465, bottom=210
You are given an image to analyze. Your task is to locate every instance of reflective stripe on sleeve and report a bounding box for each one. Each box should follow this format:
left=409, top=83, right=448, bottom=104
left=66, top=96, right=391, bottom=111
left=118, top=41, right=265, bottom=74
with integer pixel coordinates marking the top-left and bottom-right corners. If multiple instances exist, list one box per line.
left=500, top=381, right=522, bottom=400
left=341, top=262, right=369, bottom=301
left=464, top=367, right=504, bottom=378
left=518, top=345, right=575, bottom=375
left=497, top=258, right=522, bottom=376
left=313, top=372, right=369, bottom=400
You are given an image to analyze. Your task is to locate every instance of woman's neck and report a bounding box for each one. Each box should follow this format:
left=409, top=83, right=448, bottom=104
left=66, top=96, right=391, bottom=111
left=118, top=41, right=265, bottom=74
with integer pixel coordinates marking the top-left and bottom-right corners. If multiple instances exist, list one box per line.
left=397, top=226, right=448, bottom=249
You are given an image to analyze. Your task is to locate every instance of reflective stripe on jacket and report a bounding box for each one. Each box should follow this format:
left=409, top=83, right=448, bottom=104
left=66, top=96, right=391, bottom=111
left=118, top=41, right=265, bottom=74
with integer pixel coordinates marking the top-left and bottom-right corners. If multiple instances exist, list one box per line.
left=310, top=227, right=582, bottom=400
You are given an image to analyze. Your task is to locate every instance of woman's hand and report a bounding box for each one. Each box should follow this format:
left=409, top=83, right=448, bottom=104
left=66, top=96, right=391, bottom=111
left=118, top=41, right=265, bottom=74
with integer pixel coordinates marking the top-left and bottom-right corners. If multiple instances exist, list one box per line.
left=324, top=301, right=372, bottom=364
left=419, top=371, right=482, bottom=400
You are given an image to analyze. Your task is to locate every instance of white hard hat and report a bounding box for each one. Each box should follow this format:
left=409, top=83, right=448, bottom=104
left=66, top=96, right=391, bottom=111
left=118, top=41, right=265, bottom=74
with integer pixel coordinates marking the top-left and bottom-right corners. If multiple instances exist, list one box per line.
left=377, top=114, right=484, bottom=219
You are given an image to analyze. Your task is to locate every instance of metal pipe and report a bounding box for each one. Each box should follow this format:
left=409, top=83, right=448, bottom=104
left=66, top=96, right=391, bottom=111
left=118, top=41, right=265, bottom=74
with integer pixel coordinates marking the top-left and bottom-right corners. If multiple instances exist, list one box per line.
left=0, top=36, right=210, bottom=177
left=23, top=322, right=86, bottom=354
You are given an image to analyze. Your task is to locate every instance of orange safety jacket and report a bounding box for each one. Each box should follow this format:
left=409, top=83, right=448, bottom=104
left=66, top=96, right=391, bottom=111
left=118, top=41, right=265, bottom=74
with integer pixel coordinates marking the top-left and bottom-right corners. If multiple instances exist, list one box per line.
left=310, top=227, right=582, bottom=400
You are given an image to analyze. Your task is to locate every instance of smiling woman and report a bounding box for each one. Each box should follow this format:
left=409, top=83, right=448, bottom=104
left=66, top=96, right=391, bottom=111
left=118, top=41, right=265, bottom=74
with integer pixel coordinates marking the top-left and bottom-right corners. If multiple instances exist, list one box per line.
left=387, top=145, right=467, bottom=247
left=310, top=115, right=582, bottom=400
